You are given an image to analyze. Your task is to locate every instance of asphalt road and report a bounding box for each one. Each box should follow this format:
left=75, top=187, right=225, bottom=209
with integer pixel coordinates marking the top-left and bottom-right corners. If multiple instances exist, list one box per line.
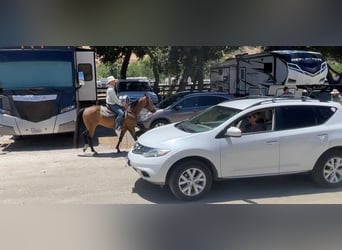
left=1, top=127, right=342, bottom=204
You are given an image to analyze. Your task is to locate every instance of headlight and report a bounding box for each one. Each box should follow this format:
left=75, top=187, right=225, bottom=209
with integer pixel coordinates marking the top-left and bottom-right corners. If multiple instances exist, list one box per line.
left=119, top=95, right=128, bottom=100
left=132, top=142, right=170, bottom=157
left=138, top=110, right=153, bottom=121
left=143, top=148, right=170, bottom=157
left=119, top=95, right=130, bottom=104
left=60, top=105, right=75, bottom=113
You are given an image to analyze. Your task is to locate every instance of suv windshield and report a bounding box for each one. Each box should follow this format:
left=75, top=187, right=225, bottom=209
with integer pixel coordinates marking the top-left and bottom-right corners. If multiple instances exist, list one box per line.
left=176, top=105, right=240, bottom=133
left=117, top=81, right=151, bottom=92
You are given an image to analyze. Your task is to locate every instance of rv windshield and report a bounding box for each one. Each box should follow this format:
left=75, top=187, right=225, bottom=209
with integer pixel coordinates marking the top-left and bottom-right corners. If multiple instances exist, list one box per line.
left=273, top=51, right=324, bottom=74
left=0, top=61, right=73, bottom=88
left=0, top=51, right=73, bottom=89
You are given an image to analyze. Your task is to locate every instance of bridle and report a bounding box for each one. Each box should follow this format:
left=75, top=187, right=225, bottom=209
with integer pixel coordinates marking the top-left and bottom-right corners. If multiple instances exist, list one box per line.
left=127, top=95, right=156, bottom=118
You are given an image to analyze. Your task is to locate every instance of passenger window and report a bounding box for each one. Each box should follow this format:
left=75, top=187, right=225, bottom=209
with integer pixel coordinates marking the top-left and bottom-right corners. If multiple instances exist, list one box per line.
left=198, top=96, right=223, bottom=106
left=232, top=109, right=273, bottom=134
left=276, top=106, right=319, bottom=130
left=179, top=97, right=197, bottom=108
left=217, top=96, right=230, bottom=103
left=316, top=106, right=336, bottom=124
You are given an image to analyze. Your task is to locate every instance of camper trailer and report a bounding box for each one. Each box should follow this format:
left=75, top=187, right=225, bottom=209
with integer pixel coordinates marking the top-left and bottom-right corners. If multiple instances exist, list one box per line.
left=210, top=50, right=328, bottom=96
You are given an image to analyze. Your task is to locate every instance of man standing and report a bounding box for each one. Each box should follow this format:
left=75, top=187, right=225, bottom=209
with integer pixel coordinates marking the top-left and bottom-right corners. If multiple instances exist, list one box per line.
left=279, top=86, right=294, bottom=97
left=330, top=88, right=342, bottom=102
left=106, top=76, right=125, bottom=131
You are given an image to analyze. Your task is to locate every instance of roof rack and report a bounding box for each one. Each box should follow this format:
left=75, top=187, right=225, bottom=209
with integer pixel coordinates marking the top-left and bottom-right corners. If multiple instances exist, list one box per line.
left=246, top=96, right=327, bottom=109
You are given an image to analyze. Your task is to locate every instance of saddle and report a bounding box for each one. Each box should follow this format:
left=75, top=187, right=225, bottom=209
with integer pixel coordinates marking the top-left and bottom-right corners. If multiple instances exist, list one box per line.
left=100, top=104, right=128, bottom=119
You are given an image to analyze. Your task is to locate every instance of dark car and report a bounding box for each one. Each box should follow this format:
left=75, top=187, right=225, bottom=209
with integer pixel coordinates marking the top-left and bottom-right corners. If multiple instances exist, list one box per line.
left=138, top=91, right=233, bottom=130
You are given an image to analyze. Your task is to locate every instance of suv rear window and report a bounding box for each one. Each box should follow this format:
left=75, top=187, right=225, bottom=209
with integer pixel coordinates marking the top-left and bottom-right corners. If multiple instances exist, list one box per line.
left=275, top=106, right=335, bottom=130
left=198, top=95, right=228, bottom=106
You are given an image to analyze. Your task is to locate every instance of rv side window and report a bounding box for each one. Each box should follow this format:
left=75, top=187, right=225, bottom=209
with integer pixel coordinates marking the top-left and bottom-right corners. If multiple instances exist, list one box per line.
left=264, top=63, right=272, bottom=73
left=78, top=64, right=93, bottom=81
left=240, top=68, right=246, bottom=81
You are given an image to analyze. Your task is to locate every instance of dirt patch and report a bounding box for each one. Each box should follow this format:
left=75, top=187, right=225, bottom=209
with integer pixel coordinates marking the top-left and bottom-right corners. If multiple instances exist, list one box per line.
left=98, top=133, right=135, bottom=149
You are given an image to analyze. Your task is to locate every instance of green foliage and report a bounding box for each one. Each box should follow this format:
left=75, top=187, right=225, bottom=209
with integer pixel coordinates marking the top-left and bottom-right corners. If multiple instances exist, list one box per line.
left=96, top=46, right=342, bottom=86
left=328, top=61, right=342, bottom=73
left=127, top=59, right=154, bottom=78
left=96, top=62, right=121, bottom=80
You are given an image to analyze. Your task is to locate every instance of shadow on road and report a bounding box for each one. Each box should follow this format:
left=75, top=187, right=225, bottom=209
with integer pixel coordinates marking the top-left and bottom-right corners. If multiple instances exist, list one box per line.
left=77, top=151, right=128, bottom=159
left=132, top=173, right=342, bottom=204
left=0, top=126, right=118, bottom=152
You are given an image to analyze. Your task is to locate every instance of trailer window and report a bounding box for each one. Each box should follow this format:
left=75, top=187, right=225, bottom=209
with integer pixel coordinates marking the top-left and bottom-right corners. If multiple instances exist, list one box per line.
left=264, top=63, right=272, bottom=73
left=78, top=63, right=93, bottom=81
left=240, top=68, right=246, bottom=81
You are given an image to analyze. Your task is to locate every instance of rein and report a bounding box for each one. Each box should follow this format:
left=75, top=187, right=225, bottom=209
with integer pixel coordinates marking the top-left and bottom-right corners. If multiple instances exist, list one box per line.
left=126, top=97, right=147, bottom=118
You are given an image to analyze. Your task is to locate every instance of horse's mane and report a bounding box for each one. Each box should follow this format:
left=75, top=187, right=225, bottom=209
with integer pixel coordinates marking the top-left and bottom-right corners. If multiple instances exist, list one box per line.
left=129, top=98, right=139, bottom=108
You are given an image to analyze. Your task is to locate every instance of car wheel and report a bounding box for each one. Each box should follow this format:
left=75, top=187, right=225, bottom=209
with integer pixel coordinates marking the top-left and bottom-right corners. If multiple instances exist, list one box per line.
left=312, top=149, right=342, bottom=188
left=151, top=119, right=169, bottom=128
left=169, top=160, right=212, bottom=201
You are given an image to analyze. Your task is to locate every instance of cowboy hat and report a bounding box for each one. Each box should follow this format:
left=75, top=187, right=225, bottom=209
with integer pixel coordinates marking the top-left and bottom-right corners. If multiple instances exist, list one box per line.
left=106, top=75, right=116, bottom=84
left=330, top=88, right=340, bottom=94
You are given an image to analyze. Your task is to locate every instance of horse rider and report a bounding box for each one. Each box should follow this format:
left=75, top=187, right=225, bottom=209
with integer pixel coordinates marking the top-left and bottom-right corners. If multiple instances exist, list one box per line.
left=106, top=76, right=125, bottom=131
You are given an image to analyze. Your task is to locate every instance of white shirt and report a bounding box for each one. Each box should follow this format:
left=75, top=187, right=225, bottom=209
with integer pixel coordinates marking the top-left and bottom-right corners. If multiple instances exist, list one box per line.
left=106, top=86, right=122, bottom=105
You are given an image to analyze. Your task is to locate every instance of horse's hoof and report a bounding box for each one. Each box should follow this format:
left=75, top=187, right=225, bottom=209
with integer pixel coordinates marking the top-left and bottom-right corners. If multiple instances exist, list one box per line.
left=93, top=151, right=98, bottom=155
left=83, top=144, right=88, bottom=152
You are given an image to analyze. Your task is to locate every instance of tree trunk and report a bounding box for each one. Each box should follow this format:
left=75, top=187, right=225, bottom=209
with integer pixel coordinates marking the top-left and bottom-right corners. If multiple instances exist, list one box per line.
left=152, top=62, right=160, bottom=93
left=148, top=52, right=160, bottom=93
left=120, top=48, right=132, bottom=79
left=195, top=49, right=204, bottom=91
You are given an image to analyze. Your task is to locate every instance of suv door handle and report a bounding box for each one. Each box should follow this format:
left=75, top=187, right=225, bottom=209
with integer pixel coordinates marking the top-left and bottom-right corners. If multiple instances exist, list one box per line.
left=266, top=140, right=278, bottom=145
left=317, top=134, right=328, bottom=142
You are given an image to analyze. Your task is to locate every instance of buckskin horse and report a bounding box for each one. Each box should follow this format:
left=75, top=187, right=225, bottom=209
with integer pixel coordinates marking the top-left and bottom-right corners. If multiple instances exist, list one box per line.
left=74, top=95, right=156, bottom=154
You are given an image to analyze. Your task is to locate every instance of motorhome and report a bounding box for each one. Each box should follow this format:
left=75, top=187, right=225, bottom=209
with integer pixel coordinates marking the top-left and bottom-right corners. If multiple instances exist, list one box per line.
left=210, top=50, right=328, bottom=96
left=0, top=46, right=97, bottom=135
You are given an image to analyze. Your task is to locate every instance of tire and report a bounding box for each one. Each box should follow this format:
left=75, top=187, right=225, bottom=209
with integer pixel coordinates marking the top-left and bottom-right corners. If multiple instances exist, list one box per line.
left=168, top=160, right=212, bottom=201
left=312, top=149, right=342, bottom=188
left=151, top=119, right=169, bottom=129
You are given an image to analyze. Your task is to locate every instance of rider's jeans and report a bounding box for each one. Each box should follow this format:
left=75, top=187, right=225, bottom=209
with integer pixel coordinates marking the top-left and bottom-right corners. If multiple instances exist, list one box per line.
left=108, top=104, right=124, bottom=129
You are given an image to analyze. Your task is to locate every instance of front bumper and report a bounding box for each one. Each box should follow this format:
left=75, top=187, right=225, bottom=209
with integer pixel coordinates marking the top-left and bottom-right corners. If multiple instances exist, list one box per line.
left=127, top=150, right=169, bottom=185
left=136, top=121, right=148, bottom=131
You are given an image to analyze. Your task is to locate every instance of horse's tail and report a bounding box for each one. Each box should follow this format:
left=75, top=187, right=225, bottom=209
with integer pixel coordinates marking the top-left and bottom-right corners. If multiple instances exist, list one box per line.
left=73, top=108, right=85, bottom=148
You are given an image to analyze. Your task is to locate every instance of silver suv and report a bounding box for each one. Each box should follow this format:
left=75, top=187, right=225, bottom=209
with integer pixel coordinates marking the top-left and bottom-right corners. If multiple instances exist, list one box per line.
left=128, top=97, right=342, bottom=201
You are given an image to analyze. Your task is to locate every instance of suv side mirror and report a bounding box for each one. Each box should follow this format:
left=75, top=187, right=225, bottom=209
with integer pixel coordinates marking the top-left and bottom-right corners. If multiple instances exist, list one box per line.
left=225, top=126, right=242, bottom=137
left=174, top=105, right=182, bottom=111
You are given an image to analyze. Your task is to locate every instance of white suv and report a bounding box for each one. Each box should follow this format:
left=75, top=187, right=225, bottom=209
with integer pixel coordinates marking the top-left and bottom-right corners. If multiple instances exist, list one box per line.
left=127, top=97, right=342, bottom=201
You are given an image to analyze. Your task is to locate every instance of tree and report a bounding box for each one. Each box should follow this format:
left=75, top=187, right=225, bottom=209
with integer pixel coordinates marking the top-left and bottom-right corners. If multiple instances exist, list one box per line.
left=143, top=47, right=169, bottom=92
left=94, top=46, right=240, bottom=93
left=167, top=46, right=235, bottom=91
left=94, top=46, right=133, bottom=79
left=94, top=46, right=169, bottom=88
